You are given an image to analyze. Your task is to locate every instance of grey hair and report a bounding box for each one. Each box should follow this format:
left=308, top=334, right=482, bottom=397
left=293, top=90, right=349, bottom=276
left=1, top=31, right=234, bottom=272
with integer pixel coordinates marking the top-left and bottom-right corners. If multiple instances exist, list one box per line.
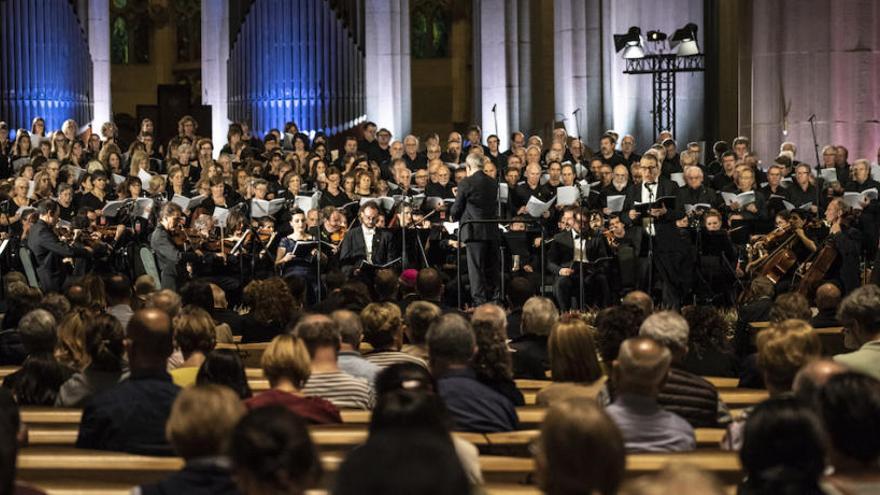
left=466, top=153, right=484, bottom=172
left=19, top=309, right=57, bottom=354
left=639, top=311, right=689, bottom=354
left=617, top=337, right=672, bottom=389
left=837, top=285, right=880, bottom=334
left=331, top=309, right=364, bottom=348
left=427, top=313, right=475, bottom=364
left=522, top=296, right=559, bottom=337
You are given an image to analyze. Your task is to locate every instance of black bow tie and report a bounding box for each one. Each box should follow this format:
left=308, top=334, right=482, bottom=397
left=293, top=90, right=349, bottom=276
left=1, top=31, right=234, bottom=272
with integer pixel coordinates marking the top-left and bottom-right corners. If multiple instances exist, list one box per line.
left=645, top=182, right=657, bottom=186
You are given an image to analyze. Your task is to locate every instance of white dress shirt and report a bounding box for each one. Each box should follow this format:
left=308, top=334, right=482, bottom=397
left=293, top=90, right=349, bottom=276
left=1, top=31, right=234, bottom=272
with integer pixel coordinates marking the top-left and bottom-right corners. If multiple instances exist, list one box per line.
left=641, top=181, right=658, bottom=236
left=572, top=229, right=586, bottom=263
left=362, top=225, right=375, bottom=263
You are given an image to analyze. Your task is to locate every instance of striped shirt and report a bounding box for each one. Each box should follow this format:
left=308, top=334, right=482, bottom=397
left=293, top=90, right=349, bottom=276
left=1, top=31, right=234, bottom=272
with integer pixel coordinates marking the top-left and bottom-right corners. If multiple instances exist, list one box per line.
left=363, top=350, right=428, bottom=370
left=303, top=371, right=374, bottom=410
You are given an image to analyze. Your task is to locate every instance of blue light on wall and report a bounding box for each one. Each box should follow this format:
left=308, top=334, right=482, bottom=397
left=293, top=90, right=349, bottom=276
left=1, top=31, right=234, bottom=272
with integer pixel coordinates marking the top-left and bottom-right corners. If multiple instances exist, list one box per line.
left=227, top=0, right=365, bottom=138
left=0, top=0, right=93, bottom=133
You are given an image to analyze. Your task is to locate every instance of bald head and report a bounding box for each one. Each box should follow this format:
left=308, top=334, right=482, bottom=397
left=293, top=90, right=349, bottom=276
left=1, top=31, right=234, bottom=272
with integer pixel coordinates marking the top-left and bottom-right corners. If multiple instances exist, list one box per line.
left=793, top=359, right=848, bottom=404
left=614, top=337, right=671, bottom=396
left=815, top=283, right=841, bottom=311
left=126, top=308, right=174, bottom=369
left=622, top=290, right=653, bottom=315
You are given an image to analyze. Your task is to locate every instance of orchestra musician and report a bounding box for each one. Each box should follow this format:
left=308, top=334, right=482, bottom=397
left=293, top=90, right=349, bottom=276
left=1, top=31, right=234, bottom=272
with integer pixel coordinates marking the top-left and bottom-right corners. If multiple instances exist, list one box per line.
left=27, top=199, right=93, bottom=293
left=276, top=208, right=332, bottom=303
left=149, top=202, right=201, bottom=291
left=547, top=206, right=611, bottom=310
left=338, top=201, right=398, bottom=278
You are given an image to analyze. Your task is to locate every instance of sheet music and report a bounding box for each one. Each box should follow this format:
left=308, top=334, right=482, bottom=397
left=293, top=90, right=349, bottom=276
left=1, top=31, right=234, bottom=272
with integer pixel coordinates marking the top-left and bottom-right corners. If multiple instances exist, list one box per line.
left=137, top=168, right=153, bottom=185
left=669, top=172, right=685, bottom=187
left=606, top=195, right=625, bottom=213
left=526, top=195, right=555, bottom=217
left=213, top=207, right=230, bottom=226
left=556, top=186, right=579, bottom=206
left=819, top=168, right=838, bottom=184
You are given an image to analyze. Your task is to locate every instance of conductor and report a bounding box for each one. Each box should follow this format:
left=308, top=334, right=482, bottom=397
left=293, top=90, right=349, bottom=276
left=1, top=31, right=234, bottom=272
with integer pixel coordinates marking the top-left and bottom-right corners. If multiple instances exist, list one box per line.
left=450, top=154, right=500, bottom=305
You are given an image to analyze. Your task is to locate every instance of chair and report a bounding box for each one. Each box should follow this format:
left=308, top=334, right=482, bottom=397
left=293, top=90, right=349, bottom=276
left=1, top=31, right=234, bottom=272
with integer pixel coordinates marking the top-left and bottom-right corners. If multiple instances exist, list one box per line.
left=139, top=247, right=161, bottom=290
left=19, top=247, right=39, bottom=288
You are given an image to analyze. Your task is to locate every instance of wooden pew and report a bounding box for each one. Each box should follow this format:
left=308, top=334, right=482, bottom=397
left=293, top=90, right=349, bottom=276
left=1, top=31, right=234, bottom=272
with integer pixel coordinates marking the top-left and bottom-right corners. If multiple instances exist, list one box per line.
left=0, top=365, right=17, bottom=378
left=749, top=322, right=846, bottom=356
left=214, top=342, right=269, bottom=368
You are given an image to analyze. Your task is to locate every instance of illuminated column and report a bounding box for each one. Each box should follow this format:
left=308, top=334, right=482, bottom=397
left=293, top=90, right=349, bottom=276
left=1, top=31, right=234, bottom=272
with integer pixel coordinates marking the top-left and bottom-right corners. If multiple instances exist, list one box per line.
left=364, top=0, right=411, bottom=138
left=89, top=0, right=111, bottom=128
left=201, top=0, right=229, bottom=154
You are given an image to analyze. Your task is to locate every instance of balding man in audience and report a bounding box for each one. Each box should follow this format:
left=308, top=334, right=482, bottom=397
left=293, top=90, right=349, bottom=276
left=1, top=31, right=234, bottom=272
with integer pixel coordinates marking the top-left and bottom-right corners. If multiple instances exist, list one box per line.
left=77, top=309, right=180, bottom=456
left=622, top=290, right=653, bottom=315
left=331, top=309, right=380, bottom=383
left=428, top=313, right=518, bottom=432
left=605, top=337, right=695, bottom=452
left=834, top=285, right=880, bottom=381
left=637, top=311, right=730, bottom=428
left=792, top=359, right=847, bottom=406
left=811, top=282, right=841, bottom=328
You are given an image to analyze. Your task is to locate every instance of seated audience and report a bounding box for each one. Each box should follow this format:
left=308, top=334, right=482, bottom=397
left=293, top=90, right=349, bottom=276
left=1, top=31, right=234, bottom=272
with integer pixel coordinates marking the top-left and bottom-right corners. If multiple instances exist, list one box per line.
left=360, top=302, right=427, bottom=368
left=76, top=308, right=181, bottom=455
left=621, top=464, right=726, bottom=495
left=536, top=316, right=605, bottom=406
left=135, top=385, right=245, bottom=495
left=792, top=359, right=847, bottom=406
left=427, top=313, right=518, bottom=432
left=595, top=304, right=647, bottom=373
left=680, top=305, right=738, bottom=377
left=834, top=284, right=880, bottom=381
left=817, top=373, right=880, bottom=493
left=240, top=278, right=298, bottom=342
left=739, top=397, right=826, bottom=495
left=471, top=303, right=524, bottom=405
left=622, top=290, right=654, bottom=316
left=401, top=301, right=440, bottom=360
left=244, top=334, right=341, bottom=424
left=231, top=406, right=322, bottom=495
left=505, top=277, right=534, bottom=340
left=605, top=337, right=696, bottom=452
left=0, top=388, right=48, bottom=495
left=534, top=398, right=625, bottom=495
left=170, top=306, right=217, bottom=387
left=196, top=349, right=253, bottom=399
left=57, top=314, right=126, bottom=407
left=331, top=309, right=380, bottom=383
left=810, top=282, right=841, bottom=328
left=2, top=309, right=73, bottom=406
left=637, top=311, right=730, bottom=428
left=179, top=280, right=234, bottom=343
left=105, top=273, right=134, bottom=330
left=293, top=315, right=373, bottom=410
left=510, top=296, right=557, bottom=379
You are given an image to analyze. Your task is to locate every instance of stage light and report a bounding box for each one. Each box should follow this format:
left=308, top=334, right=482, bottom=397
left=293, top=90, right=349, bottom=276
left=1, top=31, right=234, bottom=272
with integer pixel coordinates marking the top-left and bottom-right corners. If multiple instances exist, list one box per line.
left=646, top=30, right=667, bottom=42
left=614, top=27, right=645, bottom=59
left=671, top=23, right=699, bottom=56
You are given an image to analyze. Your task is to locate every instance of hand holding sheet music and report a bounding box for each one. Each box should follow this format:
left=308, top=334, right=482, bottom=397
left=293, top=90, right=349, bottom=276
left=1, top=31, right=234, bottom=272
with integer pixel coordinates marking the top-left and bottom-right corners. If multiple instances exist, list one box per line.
left=526, top=195, right=556, bottom=217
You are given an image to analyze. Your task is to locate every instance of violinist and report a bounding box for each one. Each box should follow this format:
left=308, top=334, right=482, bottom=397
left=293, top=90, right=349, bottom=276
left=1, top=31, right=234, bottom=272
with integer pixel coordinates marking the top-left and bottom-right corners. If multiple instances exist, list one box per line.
left=27, top=199, right=93, bottom=293
left=275, top=208, right=331, bottom=302
left=149, top=202, right=200, bottom=291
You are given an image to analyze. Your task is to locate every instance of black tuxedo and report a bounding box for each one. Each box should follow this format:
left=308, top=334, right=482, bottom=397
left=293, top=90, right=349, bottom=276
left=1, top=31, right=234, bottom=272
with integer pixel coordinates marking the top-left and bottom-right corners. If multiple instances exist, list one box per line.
left=338, top=225, right=398, bottom=277
left=546, top=229, right=611, bottom=310
left=622, top=178, right=681, bottom=225
left=27, top=220, right=90, bottom=293
left=450, top=170, right=500, bottom=305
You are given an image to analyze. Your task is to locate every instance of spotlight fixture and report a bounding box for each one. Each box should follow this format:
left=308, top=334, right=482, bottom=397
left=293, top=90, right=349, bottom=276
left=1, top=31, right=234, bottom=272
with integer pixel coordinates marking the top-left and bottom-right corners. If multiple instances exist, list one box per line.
left=670, top=23, right=699, bottom=56
left=614, top=26, right=645, bottom=59
left=646, top=30, right=667, bottom=42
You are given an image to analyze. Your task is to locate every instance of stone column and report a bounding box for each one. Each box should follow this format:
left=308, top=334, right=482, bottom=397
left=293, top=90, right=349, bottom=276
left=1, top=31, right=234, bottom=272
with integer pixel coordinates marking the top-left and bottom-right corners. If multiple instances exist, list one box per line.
left=88, top=0, right=112, bottom=128
left=201, top=0, right=229, bottom=154
left=365, top=0, right=411, bottom=138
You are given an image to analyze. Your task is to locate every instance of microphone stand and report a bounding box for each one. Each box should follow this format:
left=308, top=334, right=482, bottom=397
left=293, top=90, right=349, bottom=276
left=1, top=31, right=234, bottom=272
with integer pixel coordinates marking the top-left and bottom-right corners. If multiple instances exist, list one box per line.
left=491, top=104, right=499, bottom=139
left=398, top=197, right=409, bottom=270
left=645, top=183, right=655, bottom=299
left=312, top=207, right=323, bottom=303
left=572, top=108, right=582, bottom=141
left=808, top=114, right=821, bottom=210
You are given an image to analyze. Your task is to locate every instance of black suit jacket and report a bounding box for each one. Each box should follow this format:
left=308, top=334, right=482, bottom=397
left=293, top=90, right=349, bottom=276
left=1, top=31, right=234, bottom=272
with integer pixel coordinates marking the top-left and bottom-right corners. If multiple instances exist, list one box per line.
left=149, top=225, right=182, bottom=291
left=622, top=178, right=681, bottom=224
left=450, top=170, right=499, bottom=242
left=27, top=220, right=88, bottom=293
left=546, top=229, right=608, bottom=276
left=338, top=225, right=398, bottom=276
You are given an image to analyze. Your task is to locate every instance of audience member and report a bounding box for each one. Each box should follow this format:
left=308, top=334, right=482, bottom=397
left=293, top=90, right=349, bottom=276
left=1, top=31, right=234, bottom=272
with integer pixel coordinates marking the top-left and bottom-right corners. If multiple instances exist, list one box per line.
left=0, top=388, right=48, bottom=494
left=57, top=314, right=126, bottom=407
left=471, top=303, right=524, bottom=405
left=510, top=296, right=557, bottom=379
left=620, top=464, right=726, bottom=495
left=534, top=398, right=625, bottom=495
left=293, top=315, right=373, bottom=410
left=427, top=313, right=518, bottom=432
left=240, top=278, right=297, bottom=342
left=196, top=349, right=253, bottom=399
left=244, top=334, right=341, bottom=424
left=2, top=309, right=72, bottom=406
left=505, top=276, right=534, bottom=339
left=135, top=385, right=245, bottom=495
left=817, top=373, right=880, bottom=493
left=680, top=305, right=738, bottom=377
left=170, top=306, right=217, bottom=387
left=536, top=316, right=605, bottom=406
left=605, top=337, right=695, bottom=452
left=401, top=301, right=440, bottom=360
left=834, top=284, right=880, bottom=381
left=231, top=406, right=322, bottom=495
left=595, top=304, right=647, bottom=371
left=756, top=319, right=822, bottom=396
left=76, top=308, right=180, bottom=455
left=810, top=282, right=841, bottom=328
left=791, top=359, right=847, bottom=406
left=105, top=273, right=134, bottom=330
left=637, top=311, right=730, bottom=428
left=331, top=309, right=380, bottom=383
left=739, top=397, right=826, bottom=495
left=622, top=290, right=654, bottom=315
left=360, top=302, right=427, bottom=368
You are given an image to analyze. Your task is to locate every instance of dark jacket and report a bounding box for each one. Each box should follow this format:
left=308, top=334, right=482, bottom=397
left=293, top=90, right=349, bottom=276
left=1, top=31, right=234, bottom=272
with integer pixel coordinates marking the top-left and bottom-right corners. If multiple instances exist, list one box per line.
left=139, top=460, right=242, bottom=495
left=150, top=225, right=183, bottom=292
left=510, top=334, right=549, bottom=379
left=338, top=225, right=398, bottom=277
left=450, top=170, right=499, bottom=242
left=27, top=220, right=89, bottom=293
left=546, top=228, right=609, bottom=276
left=657, top=367, right=724, bottom=428
left=622, top=178, right=681, bottom=225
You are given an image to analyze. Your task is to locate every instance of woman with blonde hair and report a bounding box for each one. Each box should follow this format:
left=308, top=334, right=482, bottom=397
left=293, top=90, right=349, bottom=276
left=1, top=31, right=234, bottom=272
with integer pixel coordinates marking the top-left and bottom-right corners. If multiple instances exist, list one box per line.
left=170, top=306, right=217, bottom=387
left=536, top=316, right=605, bottom=406
left=55, top=309, right=91, bottom=371
left=244, top=334, right=341, bottom=424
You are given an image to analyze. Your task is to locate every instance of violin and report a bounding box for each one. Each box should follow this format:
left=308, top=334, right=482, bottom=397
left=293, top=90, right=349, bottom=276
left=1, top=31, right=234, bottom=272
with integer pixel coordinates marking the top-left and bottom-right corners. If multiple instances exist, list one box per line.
left=603, top=229, right=619, bottom=248
left=330, top=226, right=347, bottom=244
